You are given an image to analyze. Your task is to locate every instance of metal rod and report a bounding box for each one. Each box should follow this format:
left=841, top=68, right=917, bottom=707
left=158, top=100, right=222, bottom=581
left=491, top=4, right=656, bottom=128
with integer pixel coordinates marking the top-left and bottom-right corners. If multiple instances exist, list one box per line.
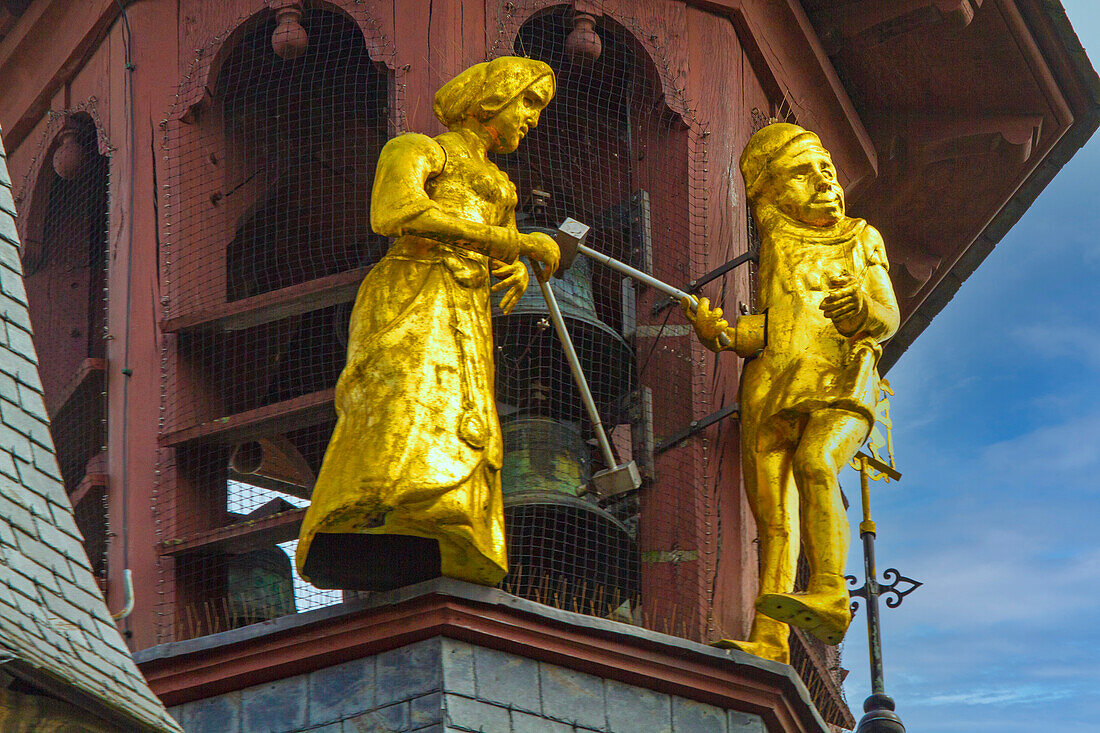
left=576, top=243, right=733, bottom=349
left=860, top=459, right=886, bottom=695
left=535, top=274, right=618, bottom=470
left=578, top=242, right=694, bottom=301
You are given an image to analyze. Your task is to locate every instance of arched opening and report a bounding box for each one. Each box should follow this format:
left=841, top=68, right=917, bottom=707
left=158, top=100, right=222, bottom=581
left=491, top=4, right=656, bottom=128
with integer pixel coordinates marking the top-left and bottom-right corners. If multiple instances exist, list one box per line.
left=162, top=7, right=393, bottom=639
left=21, top=112, right=110, bottom=585
left=491, top=7, right=706, bottom=638
left=218, top=9, right=389, bottom=301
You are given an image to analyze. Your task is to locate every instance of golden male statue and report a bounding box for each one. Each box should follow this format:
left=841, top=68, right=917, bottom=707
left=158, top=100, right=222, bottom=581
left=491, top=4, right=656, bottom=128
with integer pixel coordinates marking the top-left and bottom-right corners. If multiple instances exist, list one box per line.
left=297, top=58, right=560, bottom=591
left=685, top=123, right=900, bottom=663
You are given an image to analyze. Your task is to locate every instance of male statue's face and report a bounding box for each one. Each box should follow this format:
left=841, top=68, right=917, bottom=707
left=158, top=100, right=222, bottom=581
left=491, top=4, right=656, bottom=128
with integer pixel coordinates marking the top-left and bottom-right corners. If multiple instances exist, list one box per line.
left=766, top=141, right=845, bottom=227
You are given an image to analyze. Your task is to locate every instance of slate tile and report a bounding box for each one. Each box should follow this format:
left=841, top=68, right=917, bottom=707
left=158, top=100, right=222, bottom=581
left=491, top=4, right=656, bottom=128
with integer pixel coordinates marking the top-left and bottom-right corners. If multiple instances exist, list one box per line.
left=307, top=656, right=375, bottom=725
left=473, top=645, right=540, bottom=714
left=539, top=663, right=607, bottom=730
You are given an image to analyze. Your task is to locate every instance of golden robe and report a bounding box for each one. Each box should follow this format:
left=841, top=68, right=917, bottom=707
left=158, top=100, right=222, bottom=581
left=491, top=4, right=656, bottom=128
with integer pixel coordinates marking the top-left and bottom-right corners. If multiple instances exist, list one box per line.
left=742, top=210, right=891, bottom=448
left=297, top=131, right=519, bottom=588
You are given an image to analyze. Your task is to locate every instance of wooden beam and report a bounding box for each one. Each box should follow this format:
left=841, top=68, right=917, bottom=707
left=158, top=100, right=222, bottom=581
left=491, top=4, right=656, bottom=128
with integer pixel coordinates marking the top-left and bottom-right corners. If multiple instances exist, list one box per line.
left=697, top=0, right=879, bottom=189
left=0, top=0, right=120, bottom=149
left=810, top=0, right=983, bottom=53
left=159, top=388, right=335, bottom=448
left=68, top=471, right=108, bottom=509
left=160, top=507, right=306, bottom=557
left=46, top=356, right=105, bottom=418
left=161, top=266, right=369, bottom=333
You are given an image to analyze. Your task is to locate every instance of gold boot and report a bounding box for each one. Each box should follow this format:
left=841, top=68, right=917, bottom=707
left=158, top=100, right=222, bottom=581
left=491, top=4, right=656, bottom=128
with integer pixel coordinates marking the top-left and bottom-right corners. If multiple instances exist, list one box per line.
left=712, top=616, right=790, bottom=664
left=755, top=585, right=851, bottom=645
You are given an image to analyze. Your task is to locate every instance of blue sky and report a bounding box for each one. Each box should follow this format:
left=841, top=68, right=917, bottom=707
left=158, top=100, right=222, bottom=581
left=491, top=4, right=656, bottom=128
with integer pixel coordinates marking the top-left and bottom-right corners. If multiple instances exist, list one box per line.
left=839, top=3, right=1100, bottom=730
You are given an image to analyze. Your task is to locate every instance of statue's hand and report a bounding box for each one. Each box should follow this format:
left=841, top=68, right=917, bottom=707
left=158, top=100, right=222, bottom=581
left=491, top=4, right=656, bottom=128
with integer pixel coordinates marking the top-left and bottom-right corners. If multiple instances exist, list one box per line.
left=519, top=231, right=560, bottom=281
left=820, top=284, right=866, bottom=336
left=682, top=296, right=730, bottom=352
left=491, top=259, right=529, bottom=314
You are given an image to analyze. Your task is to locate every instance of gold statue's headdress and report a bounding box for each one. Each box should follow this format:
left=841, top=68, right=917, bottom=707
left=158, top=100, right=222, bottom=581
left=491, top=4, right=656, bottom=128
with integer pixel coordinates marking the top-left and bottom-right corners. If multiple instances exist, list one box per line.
left=433, top=56, right=555, bottom=127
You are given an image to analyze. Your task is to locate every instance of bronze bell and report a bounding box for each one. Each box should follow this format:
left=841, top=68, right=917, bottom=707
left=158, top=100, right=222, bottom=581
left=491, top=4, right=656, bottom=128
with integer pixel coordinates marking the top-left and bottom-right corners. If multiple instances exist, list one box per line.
left=502, top=490, right=638, bottom=617
left=224, top=497, right=298, bottom=628
left=226, top=547, right=297, bottom=627
left=493, top=225, right=634, bottom=420
left=500, top=416, right=590, bottom=498
left=499, top=415, right=638, bottom=616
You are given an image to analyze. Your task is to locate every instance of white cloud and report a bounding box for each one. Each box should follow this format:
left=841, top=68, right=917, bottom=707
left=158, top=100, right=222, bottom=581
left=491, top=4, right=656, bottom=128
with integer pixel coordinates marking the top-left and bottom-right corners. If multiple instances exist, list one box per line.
left=1012, top=321, right=1100, bottom=370
left=977, top=411, right=1100, bottom=492
left=917, top=686, right=1073, bottom=707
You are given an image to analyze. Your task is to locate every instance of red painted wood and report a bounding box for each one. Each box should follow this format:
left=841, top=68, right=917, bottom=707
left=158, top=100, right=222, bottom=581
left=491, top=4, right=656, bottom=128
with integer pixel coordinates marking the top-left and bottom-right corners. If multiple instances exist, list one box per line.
left=160, top=267, right=369, bottom=333
left=683, top=4, right=763, bottom=644
left=0, top=0, right=1094, bottom=684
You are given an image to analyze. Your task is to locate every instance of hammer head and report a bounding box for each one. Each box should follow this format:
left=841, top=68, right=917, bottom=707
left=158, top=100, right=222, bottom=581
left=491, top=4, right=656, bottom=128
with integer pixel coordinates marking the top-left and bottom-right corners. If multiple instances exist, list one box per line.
left=589, top=459, right=642, bottom=498
left=552, top=217, right=589, bottom=278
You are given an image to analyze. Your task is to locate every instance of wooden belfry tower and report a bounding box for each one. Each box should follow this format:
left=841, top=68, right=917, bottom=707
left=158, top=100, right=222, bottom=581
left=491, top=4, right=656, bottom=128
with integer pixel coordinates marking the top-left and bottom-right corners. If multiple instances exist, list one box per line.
left=1, top=1, right=1095, bottom=731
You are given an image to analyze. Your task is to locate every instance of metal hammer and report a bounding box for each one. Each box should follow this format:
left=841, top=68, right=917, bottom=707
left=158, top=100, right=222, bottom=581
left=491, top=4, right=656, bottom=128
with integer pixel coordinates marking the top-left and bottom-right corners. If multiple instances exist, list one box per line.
left=553, top=218, right=733, bottom=349
left=529, top=221, right=642, bottom=498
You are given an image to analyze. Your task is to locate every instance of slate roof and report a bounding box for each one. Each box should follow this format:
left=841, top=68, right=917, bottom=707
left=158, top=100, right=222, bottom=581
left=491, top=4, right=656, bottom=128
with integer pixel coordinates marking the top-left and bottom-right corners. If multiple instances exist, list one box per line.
left=0, top=131, right=182, bottom=732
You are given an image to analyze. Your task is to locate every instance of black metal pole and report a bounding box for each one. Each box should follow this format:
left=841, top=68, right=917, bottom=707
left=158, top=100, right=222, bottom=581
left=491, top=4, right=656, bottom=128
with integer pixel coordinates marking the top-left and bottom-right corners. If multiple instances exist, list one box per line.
left=854, top=459, right=906, bottom=733
left=861, top=526, right=885, bottom=695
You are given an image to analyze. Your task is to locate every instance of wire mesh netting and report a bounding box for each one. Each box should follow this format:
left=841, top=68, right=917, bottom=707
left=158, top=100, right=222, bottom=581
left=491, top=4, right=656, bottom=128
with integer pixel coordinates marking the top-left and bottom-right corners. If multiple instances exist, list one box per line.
left=18, top=111, right=110, bottom=588
left=157, top=7, right=394, bottom=640
left=157, top=1, right=725, bottom=642
left=488, top=4, right=717, bottom=640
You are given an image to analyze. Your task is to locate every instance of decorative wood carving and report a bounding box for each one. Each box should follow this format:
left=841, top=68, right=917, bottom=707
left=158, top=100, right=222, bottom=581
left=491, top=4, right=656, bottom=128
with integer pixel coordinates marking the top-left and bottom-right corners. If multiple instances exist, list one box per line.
left=851, top=111, right=1042, bottom=297
left=565, top=11, right=602, bottom=62
left=51, top=117, right=84, bottom=179
left=903, top=113, right=1044, bottom=166
left=269, top=0, right=307, bottom=60
left=811, top=0, right=983, bottom=53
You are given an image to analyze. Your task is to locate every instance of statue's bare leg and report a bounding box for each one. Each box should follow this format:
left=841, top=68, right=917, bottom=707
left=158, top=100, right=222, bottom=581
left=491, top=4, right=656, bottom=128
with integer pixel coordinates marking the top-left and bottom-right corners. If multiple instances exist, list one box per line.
left=756, top=407, right=867, bottom=644
left=715, top=438, right=799, bottom=664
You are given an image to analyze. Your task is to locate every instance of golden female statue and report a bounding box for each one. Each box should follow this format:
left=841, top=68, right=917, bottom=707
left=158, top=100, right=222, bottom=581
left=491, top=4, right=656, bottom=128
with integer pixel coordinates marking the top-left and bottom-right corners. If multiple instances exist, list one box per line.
left=296, top=58, right=560, bottom=591
left=685, top=123, right=900, bottom=663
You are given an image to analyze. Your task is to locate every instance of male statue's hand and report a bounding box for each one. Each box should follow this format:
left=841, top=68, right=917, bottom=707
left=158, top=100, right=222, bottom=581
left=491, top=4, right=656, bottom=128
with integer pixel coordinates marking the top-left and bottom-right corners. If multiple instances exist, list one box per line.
left=682, top=296, right=730, bottom=352
left=820, top=283, right=866, bottom=336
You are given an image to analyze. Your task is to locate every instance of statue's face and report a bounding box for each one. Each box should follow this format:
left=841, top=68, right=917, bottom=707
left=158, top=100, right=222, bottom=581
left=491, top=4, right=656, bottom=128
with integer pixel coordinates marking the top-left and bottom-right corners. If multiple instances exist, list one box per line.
left=483, top=76, right=554, bottom=153
left=766, top=141, right=844, bottom=226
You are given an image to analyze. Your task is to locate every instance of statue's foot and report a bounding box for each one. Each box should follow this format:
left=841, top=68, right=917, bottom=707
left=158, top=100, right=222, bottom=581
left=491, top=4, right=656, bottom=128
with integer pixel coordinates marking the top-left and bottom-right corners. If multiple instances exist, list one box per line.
left=711, top=638, right=789, bottom=665
left=755, top=592, right=851, bottom=645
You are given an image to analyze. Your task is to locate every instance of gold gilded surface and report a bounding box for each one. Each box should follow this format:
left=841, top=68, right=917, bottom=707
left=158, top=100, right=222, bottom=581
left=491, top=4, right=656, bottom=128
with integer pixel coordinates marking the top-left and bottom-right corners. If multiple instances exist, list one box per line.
left=688, top=123, right=900, bottom=663
left=296, top=57, right=560, bottom=588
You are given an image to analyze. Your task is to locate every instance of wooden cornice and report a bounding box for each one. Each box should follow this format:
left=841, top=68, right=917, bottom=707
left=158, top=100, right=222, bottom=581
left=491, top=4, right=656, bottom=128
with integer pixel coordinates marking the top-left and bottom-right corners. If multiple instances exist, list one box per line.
left=683, top=0, right=878, bottom=190
left=137, top=580, right=831, bottom=733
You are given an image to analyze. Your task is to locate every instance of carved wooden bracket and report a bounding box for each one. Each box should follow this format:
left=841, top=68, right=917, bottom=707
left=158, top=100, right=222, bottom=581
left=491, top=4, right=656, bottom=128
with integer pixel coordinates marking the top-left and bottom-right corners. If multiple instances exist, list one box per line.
left=51, top=116, right=85, bottom=180
left=900, top=113, right=1044, bottom=167
left=811, top=0, right=983, bottom=53
left=852, top=110, right=1041, bottom=297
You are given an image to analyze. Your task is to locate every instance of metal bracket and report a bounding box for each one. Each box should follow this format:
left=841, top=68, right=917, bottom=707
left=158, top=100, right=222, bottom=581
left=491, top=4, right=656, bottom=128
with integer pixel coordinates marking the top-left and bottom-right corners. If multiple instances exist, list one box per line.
left=654, top=402, right=739, bottom=455
left=847, top=568, right=922, bottom=615
left=652, top=251, right=758, bottom=315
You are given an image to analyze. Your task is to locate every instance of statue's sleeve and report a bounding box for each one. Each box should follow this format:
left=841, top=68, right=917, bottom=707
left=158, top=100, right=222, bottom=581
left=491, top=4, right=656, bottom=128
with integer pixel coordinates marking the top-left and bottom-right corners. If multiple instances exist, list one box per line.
left=864, top=225, right=890, bottom=271
left=369, top=133, right=522, bottom=263
left=370, top=133, right=447, bottom=236
left=858, top=226, right=900, bottom=342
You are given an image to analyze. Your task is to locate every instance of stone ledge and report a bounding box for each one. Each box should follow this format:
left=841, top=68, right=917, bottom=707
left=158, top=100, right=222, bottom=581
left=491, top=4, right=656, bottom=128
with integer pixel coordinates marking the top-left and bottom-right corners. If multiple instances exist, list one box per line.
left=136, top=578, right=829, bottom=733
